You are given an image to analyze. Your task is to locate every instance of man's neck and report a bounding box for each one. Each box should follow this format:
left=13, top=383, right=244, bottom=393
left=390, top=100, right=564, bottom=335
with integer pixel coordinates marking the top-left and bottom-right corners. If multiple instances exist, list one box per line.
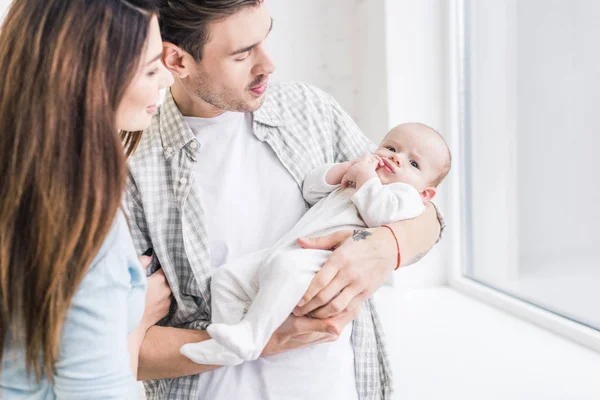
left=170, top=81, right=226, bottom=119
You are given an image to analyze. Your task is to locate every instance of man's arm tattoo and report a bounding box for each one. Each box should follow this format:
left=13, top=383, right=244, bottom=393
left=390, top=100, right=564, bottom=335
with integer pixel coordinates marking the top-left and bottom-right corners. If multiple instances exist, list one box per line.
left=352, top=229, right=372, bottom=241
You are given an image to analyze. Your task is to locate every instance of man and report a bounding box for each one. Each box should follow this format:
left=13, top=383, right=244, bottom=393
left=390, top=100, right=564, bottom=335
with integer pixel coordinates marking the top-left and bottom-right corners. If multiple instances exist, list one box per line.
left=125, top=1, right=443, bottom=399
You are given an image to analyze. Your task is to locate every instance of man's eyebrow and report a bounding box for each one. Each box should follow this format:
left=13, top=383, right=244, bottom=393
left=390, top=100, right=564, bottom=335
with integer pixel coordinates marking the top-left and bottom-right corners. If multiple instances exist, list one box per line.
left=229, top=17, right=273, bottom=56
left=146, top=53, right=163, bottom=66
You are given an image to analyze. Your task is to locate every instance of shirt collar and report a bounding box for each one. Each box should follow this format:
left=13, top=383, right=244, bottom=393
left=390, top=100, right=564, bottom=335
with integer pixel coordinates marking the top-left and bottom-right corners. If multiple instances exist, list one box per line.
left=158, top=90, right=196, bottom=160
left=252, top=98, right=285, bottom=128
left=158, top=88, right=286, bottom=156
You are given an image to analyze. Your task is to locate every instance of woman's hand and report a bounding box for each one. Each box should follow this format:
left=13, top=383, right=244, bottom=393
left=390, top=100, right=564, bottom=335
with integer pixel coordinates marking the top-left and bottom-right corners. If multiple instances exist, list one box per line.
left=139, top=252, right=172, bottom=331
left=261, top=306, right=359, bottom=357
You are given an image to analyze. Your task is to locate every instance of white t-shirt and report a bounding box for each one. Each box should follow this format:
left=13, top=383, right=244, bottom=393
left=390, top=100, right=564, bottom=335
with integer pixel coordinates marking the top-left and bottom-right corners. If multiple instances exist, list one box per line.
left=184, top=112, right=358, bottom=400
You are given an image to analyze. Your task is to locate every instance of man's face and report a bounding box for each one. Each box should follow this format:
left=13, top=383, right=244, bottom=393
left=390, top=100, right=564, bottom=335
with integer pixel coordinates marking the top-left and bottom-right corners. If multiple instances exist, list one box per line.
left=188, top=2, right=275, bottom=113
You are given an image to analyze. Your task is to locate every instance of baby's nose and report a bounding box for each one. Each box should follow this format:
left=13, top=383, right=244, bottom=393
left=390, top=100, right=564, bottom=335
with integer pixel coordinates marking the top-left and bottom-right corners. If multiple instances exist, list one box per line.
left=392, top=156, right=402, bottom=167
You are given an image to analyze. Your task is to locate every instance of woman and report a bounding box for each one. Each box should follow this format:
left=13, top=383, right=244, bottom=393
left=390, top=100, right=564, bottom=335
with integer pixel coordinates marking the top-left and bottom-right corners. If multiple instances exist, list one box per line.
left=0, top=0, right=173, bottom=397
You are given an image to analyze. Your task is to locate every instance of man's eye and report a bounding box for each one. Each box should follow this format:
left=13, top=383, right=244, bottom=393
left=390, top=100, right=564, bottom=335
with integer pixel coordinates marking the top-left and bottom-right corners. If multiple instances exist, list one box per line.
left=410, top=160, right=419, bottom=169
left=385, top=146, right=396, bottom=152
left=235, top=52, right=251, bottom=62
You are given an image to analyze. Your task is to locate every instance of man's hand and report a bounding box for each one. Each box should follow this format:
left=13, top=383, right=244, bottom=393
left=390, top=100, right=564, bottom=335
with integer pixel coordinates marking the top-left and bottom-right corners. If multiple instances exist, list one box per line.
left=292, top=228, right=395, bottom=319
left=261, top=307, right=359, bottom=357
left=294, top=203, right=440, bottom=319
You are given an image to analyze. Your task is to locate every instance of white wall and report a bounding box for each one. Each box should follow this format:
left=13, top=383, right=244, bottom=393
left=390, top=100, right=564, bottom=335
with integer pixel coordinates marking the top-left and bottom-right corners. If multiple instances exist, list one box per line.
left=267, top=0, right=385, bottom=140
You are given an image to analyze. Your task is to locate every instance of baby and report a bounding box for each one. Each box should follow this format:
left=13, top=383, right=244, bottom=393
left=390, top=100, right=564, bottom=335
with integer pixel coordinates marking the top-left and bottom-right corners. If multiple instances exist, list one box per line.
left=180, top=122, right=451, bottom=366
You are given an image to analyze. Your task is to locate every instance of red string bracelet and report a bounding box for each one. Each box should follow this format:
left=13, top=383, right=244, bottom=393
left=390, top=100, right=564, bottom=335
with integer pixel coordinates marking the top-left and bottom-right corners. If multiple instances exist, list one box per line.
left=382, top=225, right=401, bottom=270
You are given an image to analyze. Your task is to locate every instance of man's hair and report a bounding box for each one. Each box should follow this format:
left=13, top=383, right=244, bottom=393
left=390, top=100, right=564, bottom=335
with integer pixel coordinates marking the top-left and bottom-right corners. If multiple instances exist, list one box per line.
left=158, top=0, right=262, bottom=60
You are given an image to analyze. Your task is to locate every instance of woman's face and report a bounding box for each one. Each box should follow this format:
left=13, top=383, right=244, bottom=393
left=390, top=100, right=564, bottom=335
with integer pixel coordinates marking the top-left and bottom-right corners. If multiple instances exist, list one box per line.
left=116, top=15, right=173, bottom=132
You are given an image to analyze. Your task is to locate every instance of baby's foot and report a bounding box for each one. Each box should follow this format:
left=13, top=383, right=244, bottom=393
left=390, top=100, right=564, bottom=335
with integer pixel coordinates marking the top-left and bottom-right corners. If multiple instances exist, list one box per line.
left=207, top=321, right=260, bottom=361
left=180, top=339, right=244, bottom=366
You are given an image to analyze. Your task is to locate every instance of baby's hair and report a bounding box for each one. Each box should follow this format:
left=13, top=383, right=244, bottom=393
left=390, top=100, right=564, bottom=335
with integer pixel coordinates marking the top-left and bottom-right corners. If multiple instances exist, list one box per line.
left=427, top=126, right=451, bottom=187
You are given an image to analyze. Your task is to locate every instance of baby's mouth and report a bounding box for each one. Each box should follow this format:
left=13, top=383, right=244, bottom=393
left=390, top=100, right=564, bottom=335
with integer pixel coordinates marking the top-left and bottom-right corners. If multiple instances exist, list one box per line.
left=381, top=158, right=396, bottom=173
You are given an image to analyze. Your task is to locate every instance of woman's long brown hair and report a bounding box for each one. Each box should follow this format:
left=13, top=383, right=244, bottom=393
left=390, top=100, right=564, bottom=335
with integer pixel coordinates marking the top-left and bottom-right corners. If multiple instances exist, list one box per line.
left=0, top=0, right=156, bottom=382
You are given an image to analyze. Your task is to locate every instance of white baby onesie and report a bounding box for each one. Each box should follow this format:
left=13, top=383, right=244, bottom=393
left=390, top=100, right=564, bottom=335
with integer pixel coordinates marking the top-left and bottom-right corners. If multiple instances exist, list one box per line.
left=180, top=163, right=425, bottom=365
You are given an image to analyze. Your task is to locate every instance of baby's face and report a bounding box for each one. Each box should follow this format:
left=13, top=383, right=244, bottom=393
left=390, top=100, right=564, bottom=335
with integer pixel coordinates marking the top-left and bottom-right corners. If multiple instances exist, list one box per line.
left=375, top=124, right=448, bottom=197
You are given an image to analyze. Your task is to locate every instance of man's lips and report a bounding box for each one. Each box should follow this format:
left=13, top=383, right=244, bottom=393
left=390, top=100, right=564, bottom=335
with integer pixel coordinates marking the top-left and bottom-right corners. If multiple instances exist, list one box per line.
left=249, top=79, right=268, bottom=95
left=381, top=158, right=396, bottom=173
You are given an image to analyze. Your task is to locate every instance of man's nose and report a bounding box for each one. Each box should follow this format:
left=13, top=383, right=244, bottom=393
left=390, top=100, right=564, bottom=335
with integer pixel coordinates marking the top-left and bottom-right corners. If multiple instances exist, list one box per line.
left=253, top=43, right=276, bottom=76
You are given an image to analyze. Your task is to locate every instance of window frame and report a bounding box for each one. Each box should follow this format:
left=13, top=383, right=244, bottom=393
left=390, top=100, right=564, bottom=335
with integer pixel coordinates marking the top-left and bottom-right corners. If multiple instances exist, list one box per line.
left=446, top=0, right=600, bottom=353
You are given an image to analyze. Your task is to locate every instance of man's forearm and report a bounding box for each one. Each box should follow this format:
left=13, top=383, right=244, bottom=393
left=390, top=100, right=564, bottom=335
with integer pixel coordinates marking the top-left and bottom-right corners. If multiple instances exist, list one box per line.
left=389, top=202, right=440, bottom=266
left=137, top=325, right=221, bottom=381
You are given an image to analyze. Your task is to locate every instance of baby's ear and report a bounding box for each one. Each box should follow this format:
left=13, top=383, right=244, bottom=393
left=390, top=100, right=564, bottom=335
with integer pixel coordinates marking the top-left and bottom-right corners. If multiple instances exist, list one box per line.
left=420, top=187, right=437, bottom=202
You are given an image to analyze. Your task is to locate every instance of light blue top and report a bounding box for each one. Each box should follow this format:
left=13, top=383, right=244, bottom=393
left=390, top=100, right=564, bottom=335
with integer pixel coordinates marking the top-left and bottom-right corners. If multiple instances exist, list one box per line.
left=1, top=211, right=146, bottom=399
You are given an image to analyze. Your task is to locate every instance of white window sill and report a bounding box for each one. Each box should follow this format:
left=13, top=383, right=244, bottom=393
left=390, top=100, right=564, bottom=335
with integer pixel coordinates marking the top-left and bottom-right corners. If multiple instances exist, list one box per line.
left=374, top=286, right=600, bottom=400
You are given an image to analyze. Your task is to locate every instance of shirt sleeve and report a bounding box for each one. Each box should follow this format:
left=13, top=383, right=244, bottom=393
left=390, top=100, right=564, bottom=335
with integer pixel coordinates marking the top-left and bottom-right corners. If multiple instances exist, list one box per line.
left=351, top=178, right=425, bottom=228
left=320, top=90, right=375, bottom=162
left=302, top=163, right=340, bottom=206
left=52, top=213, right=144, bottom=399
left=124, top=170, right=157, bottom=274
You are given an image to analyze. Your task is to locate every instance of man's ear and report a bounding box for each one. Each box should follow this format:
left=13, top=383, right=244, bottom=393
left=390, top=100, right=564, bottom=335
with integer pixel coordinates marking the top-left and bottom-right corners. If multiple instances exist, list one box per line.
left=420, top=187, right=437, bottom=202
left=162, top=42, right=192, bottom=79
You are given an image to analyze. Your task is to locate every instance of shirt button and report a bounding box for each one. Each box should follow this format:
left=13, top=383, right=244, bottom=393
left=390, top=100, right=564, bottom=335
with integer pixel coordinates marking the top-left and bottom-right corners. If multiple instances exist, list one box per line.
left=180, top=177, right=188, bottom=185
left=190, top=141, right=198, bottom=149
left=166, top=146, right=173, bottom=153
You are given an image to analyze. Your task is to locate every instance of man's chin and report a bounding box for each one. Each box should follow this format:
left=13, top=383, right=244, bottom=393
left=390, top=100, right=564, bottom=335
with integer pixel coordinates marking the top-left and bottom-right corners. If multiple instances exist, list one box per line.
left=244, top=93, right=267, bottom=112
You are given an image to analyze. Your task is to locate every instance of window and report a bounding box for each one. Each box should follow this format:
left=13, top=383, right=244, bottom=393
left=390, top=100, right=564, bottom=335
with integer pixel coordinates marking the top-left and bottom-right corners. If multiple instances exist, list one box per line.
left=449, top=0, right=600, bottom=348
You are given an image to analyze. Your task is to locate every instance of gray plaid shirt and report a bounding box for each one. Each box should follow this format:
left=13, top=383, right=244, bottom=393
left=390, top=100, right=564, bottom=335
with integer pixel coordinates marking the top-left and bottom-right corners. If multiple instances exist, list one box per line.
left=125, top=82, right=439, bottom=400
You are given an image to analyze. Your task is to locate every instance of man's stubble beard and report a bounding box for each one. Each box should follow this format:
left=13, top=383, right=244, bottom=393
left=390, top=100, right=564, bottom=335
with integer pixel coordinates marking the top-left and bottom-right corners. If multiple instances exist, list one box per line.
left=193, top=72, right=266, bottom=113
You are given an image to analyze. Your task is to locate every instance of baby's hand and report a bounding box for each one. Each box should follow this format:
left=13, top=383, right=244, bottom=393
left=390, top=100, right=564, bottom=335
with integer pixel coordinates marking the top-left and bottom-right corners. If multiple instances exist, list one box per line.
left=341, top=154, right=382, bottom=188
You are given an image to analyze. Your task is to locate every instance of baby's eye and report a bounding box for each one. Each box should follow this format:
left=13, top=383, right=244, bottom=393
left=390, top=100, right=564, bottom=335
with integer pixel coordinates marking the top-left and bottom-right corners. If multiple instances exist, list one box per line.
left=410, top=160, right=419, bottom=169
left=385, top=146, right=396, bottom=153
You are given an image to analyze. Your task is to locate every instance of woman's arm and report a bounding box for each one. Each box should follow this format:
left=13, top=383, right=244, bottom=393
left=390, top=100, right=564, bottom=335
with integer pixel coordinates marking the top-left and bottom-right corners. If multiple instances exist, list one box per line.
left=53, top=217, right=140, bottom=398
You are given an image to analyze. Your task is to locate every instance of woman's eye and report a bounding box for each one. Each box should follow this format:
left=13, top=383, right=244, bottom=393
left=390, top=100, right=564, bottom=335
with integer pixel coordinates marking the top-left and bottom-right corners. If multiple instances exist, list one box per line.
left=410, top=160, right=419, bottom=169
left=146, top=68, right=158, bottom=77
left=385, top=146, right=396, bottom=152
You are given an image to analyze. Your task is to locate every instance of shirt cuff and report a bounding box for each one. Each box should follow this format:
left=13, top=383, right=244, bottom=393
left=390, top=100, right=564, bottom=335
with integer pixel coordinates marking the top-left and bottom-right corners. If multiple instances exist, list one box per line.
left=315, top=163, right=342, bottom=192
left=430, top=201, right=446, bottom=244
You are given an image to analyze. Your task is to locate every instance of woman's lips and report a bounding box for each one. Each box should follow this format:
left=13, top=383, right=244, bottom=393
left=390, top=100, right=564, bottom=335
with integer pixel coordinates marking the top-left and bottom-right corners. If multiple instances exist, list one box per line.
left=146, top=105, right=158, bottom=114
